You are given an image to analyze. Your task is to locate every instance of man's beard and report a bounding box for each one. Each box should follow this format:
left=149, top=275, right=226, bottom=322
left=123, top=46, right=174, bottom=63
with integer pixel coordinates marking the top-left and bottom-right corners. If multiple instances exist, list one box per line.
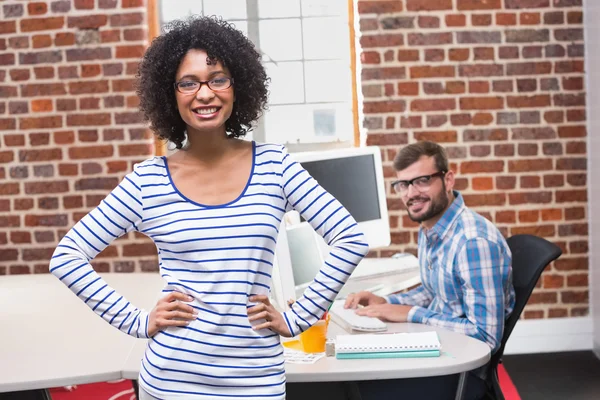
left=406, top=189, right=450, bottom=223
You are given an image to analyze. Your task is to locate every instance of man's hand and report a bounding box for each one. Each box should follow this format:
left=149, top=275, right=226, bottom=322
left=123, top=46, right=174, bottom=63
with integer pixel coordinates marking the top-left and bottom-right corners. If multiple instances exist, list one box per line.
left=344, top=290, right=387, bottom=309
left=248, top=295, right=292, bottom=337
left=355, top=304, right=413, bottom=323
left=147, top=292, right=198, bottom=337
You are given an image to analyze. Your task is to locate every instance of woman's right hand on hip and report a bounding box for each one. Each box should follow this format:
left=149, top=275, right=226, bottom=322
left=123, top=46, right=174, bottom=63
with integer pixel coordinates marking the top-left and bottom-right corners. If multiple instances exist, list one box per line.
left=147, top=291, right=198, bottom=337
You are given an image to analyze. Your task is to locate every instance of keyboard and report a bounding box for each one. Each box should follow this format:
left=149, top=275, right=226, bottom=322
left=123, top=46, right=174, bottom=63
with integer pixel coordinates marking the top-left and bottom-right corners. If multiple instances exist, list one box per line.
left=329, top=301, right=387, bottom=333
left=336, top=282, right=384, bottom=300
left=294, top=254, right=420, bottom=301
left=350, top=254, right=419, bottom=280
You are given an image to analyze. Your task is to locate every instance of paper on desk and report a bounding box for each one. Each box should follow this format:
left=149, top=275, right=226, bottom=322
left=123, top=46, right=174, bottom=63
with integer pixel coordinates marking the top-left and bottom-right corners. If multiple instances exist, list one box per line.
left=283, top=348, right=325, bottom=364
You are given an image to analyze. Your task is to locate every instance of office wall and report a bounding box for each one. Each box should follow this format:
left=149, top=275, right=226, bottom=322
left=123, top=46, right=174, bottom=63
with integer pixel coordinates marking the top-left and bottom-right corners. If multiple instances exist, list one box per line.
left=0, top=0, right=158, bottom=274
left=357, top=0, right=588, bottom=319
left=0, top=0, right=590, bottom=321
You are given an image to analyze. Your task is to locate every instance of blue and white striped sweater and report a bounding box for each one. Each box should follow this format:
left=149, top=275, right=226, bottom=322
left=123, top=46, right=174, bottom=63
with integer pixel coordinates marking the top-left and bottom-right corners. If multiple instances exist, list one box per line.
left=50, top=142, right=369, bottom=399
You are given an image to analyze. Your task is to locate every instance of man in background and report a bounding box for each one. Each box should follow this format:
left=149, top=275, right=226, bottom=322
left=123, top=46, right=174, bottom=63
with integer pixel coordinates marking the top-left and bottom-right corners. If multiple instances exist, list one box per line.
left=345, top=140, right=515, bottom=400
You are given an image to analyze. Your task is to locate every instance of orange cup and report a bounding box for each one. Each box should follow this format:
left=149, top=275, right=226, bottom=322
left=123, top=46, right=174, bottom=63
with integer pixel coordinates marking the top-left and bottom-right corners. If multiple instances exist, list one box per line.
left=299, top=314, right=330, bottom=353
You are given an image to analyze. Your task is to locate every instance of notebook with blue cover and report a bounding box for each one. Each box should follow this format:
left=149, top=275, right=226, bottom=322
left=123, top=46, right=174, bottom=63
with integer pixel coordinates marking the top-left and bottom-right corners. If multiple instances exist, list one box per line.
left=335, top=331, right=441, bottom=360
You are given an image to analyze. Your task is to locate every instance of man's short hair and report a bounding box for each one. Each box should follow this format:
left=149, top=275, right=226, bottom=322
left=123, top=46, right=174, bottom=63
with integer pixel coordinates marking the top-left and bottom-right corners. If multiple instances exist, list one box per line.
left=393, top=141, right=449, bottom=172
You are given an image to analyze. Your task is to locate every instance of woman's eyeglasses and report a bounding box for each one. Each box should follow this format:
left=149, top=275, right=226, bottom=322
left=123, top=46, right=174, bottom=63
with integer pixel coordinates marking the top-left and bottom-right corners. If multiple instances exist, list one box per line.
left=174, top=77, right=234, bottom=94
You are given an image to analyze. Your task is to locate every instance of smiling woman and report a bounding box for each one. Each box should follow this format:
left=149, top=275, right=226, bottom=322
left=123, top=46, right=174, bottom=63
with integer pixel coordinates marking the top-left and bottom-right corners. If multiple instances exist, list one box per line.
left=49, top=15, right=369, bottom=400
left=137, top=17, right=269, bottom=150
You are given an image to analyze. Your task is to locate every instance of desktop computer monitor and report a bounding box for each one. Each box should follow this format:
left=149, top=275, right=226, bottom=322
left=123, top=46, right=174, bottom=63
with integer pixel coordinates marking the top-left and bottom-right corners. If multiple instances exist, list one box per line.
left=293, top=146, right=391, bottom=250
left=271, top=146, right=391, bottom=310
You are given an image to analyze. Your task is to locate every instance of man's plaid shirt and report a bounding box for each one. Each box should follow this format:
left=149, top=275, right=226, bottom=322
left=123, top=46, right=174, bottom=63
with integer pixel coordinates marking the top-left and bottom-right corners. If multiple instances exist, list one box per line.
left=387, top=192, right=516, bottom=354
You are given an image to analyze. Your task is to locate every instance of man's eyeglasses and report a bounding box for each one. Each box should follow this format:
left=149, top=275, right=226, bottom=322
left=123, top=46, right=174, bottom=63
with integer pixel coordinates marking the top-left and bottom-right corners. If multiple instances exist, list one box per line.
left=391, top=171, right=446, bottom=195
left=174, top=77, right=234, bottom=94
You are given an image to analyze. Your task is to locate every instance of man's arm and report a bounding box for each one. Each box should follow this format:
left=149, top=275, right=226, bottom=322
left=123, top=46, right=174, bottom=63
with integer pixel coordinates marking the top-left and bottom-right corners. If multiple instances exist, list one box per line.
left=405, top=238, right=510, bottom=352
left=385, top=284, right=434, bottom=307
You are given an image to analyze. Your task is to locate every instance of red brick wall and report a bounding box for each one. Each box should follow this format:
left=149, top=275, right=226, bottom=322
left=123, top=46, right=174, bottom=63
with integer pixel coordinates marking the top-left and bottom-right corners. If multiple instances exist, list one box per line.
left=358, top=0, right=587, bottom=319
left=0, top=0, right=158, bottom=275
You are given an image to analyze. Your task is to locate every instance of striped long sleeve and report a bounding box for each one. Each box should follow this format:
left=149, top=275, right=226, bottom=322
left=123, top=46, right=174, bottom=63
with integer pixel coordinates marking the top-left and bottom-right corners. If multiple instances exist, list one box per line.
left=279, top=146, right=369, bottom=336
left=49, top=168, right=150, bottom=339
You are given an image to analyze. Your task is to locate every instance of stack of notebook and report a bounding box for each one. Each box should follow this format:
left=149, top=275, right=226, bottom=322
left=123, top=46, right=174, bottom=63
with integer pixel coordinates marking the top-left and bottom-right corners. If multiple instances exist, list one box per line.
left=334, top=331, right=441, bottom=359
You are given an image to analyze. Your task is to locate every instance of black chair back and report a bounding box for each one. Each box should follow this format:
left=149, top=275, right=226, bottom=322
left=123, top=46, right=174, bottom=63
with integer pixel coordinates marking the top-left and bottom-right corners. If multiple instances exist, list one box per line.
left=487, top=234, right=562, bottom=399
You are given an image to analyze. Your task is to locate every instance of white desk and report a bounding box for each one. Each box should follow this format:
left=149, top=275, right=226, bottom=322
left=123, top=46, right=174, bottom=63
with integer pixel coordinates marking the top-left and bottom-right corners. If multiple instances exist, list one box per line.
left=285, top=322, right=490, bottom=383
left=1, top=272, right=489, bottom=400
left=0, top=274, right=130, bottom=392
left=0, top=274, right=163, bottom=393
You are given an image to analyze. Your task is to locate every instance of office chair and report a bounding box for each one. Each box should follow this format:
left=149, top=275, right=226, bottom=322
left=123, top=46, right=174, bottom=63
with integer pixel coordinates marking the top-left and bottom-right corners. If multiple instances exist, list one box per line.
left=485, top=234, right=562, bottom=400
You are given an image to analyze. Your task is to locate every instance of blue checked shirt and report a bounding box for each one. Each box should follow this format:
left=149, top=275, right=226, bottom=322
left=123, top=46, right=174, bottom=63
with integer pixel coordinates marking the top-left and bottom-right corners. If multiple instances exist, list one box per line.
left=386, top=192, right=515, bottom=354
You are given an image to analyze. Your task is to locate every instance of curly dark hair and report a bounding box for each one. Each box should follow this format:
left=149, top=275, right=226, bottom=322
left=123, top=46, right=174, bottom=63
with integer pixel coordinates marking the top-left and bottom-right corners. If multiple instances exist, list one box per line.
left=137, top=16, right=269, bottom=149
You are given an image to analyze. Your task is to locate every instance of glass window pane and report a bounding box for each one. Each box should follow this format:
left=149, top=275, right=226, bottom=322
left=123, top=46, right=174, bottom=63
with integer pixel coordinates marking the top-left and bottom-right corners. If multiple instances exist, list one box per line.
left=301, top=0, right=347, bottom=17
left=188, top=1, right=204, bottom=15
left=160, top=0, right=202, bottom=24
left=230, top=20, right=249, bottom=37
left=203, top=0, right=247, bottom=20
left=303, top=17, right=349, bottom=60
left=314, top=103, right=353, bottom=142
left=264, top=104, right=353, bottom=143
left=304, top=60, right=351, bottom=103
left=259, top=19, right=302, bottom=61
left=258, top=0, right=301, bottom=18
left=264, top=62, right=305, bottom=105
left=264, top=105, right=312, bottom=144
left=313, top=108, right=336, bottom=137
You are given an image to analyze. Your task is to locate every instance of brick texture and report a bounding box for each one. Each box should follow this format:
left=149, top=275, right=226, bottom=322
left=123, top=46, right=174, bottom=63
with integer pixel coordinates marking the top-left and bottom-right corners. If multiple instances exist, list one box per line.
left=358, top=0, right=587, bottom=319
left=0, top=1, right=156, bottom=275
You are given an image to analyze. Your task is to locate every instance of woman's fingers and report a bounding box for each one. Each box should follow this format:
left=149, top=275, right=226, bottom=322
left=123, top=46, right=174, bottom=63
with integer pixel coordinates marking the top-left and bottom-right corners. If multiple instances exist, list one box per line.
left=164, top=299, right=196, bottom=314
left=247, top=295, right=291, bottom=337
left=252, top=321, right=272, bottom=331
left=247, top=303, right=266, bottom=315
left=156, top=318, right=191, bottom=327
left=148, top=292, right=198, bottom=336
left=249, top=294, right=270, bottom=306
left=166, top=291, right=194, bottom=303
left=248, top=303, right=270, bottom=322
left=166, top=310, right=197, bottom=321
left=247, top=300, right=278, bottom=331
left=248, top=310, right=269, bottom=322
left=148, top=292, right=197, bottom=336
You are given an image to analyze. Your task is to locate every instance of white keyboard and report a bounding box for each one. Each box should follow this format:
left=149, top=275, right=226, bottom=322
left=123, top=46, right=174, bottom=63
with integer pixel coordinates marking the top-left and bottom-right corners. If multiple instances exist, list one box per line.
left=329, top=301, right=387, bottom=333
left=335, top=282, right=384, bottom=300
left=350, top=254, right=419, bottom=280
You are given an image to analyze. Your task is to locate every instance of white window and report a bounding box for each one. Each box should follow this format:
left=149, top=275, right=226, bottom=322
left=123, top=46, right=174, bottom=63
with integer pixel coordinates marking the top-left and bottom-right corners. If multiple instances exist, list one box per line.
left=159, top=0, right=356, bottom=148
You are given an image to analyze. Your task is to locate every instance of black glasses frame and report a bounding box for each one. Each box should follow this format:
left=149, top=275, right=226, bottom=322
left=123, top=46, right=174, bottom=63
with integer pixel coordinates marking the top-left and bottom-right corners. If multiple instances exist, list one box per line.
left=391, top=170, right=447, bottom=193
left=174, top=77, right=234, bottom=94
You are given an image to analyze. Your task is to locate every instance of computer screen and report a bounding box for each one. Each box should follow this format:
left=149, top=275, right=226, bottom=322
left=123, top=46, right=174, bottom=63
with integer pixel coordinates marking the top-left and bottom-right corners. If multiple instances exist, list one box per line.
left=292, top=146, right=391, bottom=250
left=300, top=155, right=381, bottom=224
